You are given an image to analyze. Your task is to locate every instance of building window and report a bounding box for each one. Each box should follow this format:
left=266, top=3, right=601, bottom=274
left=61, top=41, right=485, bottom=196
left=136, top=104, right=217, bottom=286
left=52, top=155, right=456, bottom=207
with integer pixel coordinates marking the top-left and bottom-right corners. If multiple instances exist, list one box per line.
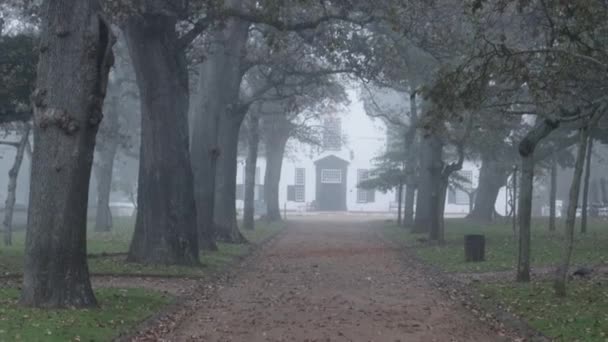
left=321, top=169, right=342, bottom=184
left=287, top=185, right=296, bottom=201
left=323, top=118, right=342, bottom=151
left=357, top=169, right=375, bottom=203
left=295, top=168, right=305, bottom=202
left=295, top=168, right=305, bottom=185
left=458, top=170, right=473, bottom=189
left=295, top=186, right=305, bottom=203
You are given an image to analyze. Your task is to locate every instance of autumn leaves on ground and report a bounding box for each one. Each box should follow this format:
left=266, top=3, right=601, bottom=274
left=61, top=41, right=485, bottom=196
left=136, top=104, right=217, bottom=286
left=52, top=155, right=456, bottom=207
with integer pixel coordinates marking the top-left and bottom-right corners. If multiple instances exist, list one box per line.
left=2, top=216, right=606, bottom=341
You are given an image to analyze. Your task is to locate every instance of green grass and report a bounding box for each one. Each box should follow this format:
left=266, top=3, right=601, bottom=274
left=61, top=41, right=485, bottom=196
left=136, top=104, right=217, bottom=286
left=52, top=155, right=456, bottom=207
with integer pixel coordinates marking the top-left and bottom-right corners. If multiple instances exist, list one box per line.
left=241, top=220, right=285, bottom=244
left=383, top=218, right=608, bottom=273
left=0, top=287, right=170, bottom=342
left=0, top=218, right=285, bottom=277
left=477, top=281, right=608, bottom=341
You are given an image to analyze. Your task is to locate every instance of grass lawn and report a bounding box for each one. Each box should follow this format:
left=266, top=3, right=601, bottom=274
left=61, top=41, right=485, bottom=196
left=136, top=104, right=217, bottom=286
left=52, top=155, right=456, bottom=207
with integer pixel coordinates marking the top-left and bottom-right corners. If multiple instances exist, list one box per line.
left=0, top=218, right=286, bottom=277
left=383, top=218, right=608, bottom=273
left=476, top=281, right=608, bottom=341
left=0, top=287, right=170, bottom=342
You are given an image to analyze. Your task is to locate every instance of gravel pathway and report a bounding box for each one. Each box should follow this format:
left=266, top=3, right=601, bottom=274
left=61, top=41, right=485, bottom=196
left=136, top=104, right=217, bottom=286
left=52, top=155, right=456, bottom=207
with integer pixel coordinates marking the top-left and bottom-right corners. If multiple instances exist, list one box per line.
left=168, top=217, right=507, bottom=342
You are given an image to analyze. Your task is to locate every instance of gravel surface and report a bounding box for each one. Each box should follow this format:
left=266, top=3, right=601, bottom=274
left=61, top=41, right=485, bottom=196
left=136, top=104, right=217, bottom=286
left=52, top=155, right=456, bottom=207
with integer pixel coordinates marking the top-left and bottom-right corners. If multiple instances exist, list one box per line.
left=168, top=217, right=508, bottom=342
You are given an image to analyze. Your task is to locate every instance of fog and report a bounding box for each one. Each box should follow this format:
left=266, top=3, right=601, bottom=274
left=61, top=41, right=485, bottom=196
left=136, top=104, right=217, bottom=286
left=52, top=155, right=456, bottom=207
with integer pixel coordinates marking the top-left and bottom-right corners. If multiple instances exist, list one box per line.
left=0, top=0, right=607, bottom=339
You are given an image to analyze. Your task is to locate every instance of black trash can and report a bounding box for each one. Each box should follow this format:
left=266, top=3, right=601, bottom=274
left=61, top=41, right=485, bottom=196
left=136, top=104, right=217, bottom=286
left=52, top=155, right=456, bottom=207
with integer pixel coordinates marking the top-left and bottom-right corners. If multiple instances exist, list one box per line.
left=465, top=234, right=485, bottom=262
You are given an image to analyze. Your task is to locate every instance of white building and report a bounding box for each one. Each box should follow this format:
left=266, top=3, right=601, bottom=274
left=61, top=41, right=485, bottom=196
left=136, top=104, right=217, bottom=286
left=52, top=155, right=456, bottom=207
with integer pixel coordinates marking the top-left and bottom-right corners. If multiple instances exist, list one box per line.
left=236, top=89, right=509, bottom=216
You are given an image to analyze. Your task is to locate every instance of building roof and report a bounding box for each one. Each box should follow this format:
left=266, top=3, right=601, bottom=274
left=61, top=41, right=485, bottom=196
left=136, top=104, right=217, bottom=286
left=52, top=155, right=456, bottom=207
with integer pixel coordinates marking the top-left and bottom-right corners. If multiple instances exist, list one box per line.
left=314, top=154, right=350, bottom=166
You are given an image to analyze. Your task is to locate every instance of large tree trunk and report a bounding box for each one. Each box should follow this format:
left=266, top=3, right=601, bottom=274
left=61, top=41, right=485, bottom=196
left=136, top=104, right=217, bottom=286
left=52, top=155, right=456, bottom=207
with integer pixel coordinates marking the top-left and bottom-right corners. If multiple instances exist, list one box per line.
left=580, top=137, right=593, bottom=234
left=214, top=113, right=248, bottom=242
left=467, top=155, right=508, bottom=221
left=3, top=124, right=30, bottom=246
left=516, top=119, right=559, bottom=283
left=601, top=178, right=608, bottom=203
left=124, top=14, right=199, bottom=265
left=243, top=114, right=260, bottom=231
left=21, top=0, right=114, bottom=308
left=403, top=90, right=419, bottom=227
left=432, top=157, right=464, bottom=243
left=397, top=183, right=403, bottom=227
left=264, top=118, right=290, bottom=222
left=433, top=178, right=449, bottom=243
left=191, top=6, right=249, bottom=246
left=554, top=127, right=590, bottom=297
left=413, top=132, right=442, bottom=233
left=94, top=101, right=119, bottom=232
left=403, top=184, right=416, bottom=227
left=549, top=151, right=557, bottom=232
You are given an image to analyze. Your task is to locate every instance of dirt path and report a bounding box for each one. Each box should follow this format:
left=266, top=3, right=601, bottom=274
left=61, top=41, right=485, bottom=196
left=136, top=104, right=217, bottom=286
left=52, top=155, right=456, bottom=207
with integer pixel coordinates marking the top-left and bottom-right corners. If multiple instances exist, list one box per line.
left=169, top=217, right=508, bottom=342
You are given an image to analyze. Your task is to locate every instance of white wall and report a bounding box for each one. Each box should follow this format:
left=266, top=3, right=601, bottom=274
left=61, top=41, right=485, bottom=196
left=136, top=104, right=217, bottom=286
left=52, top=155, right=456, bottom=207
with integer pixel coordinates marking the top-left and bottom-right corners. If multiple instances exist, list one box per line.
left=237, top=88, right=509, bottom=217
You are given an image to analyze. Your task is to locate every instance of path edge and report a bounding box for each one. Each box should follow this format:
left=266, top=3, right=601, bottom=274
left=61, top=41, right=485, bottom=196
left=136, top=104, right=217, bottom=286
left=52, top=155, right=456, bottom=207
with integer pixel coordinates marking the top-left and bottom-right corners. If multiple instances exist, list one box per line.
left=373, top=222, right=550, bottom=342
left=113, top=222, right=289, bottom=342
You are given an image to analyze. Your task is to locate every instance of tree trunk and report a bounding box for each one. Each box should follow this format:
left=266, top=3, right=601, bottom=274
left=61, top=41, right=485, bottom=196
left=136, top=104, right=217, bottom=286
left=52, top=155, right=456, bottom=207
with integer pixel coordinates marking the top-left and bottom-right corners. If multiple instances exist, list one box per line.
left=413, top=132, right=442, bottom=233
left=554, top=127, right=590, bottom=297
left=397, top=183, right=403, bottom=227
left=516, top=119, right=559, bottom=283
left=601, top=178, right=608, bottom=204
left=549, top=151, right=557, bottom=232
left=264, top=119, right=290, bottom=222
left=431, top=178, right=449, bottom=243
left=94, top=103, right=119, bottom=232
left=214, top=113, right=248, bottom=242
left=403, top=89, right=419, bottom=228
left=21, top=0, right=114, bottom=308
left=467, top=155, right=508, bottom=221
left=3, top=124, right=30, bottom=246
left=243, top=114, right=260, bottom=231
left=124, top=14, right=199, bottom=265
left=191, top=7, right=249, bottom=247
left=580, top=137, right=593, bottom=234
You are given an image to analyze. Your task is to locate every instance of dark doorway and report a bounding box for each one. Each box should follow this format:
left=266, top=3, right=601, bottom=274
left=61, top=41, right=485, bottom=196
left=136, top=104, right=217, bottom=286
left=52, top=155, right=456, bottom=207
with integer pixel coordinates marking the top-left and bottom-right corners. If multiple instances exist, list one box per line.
left=315, top=155, right=348, bottom=211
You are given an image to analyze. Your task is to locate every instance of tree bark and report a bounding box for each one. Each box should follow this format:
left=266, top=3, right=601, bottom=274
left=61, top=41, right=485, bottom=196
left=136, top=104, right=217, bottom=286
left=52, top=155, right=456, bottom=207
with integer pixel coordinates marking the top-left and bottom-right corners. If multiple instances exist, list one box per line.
left=214, top=112, right=248, bottom=242
left=191, top=5, right=249, bottom=246
left=516, top=119, right=559, bottom=283
left=403, top=90, right=419, bottom=227
left=3, top=124, right=30, bottom=246
left=264, top=118, right=291, bottom=222
left=467, top=155, right=508, bottom=221
left=432, top=178, right=449, bottom=243
left=403, top=184, right=416, bottom=227
left=601, top=178, right=608, bottom=204
left=549, top=151, right=557, bottom=232
left=413, top=132, right=442, bottom=233
left=124, top=14, right=199, bottom=265
left=21, top=0, right=114, bottom=308
left=243, top=114, right=260, bottom=231
left=397, top=182, right=403, bottom=227
left=432, top=150, right=465, bottom=243
left=580, top=137, right=593, bottom=234
left=94, top=101, right=119, bottom=232
left=554, top=127, right=590, bottom=297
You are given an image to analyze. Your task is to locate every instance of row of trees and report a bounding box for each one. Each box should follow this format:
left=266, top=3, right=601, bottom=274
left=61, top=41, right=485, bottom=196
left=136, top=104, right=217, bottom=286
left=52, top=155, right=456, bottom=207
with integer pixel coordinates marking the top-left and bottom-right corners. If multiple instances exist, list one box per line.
left=2, top=0, right=606, bottom=307
left=358, top=0, right=608, bottom=298
left=1, top=0, right=372, bottom=308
